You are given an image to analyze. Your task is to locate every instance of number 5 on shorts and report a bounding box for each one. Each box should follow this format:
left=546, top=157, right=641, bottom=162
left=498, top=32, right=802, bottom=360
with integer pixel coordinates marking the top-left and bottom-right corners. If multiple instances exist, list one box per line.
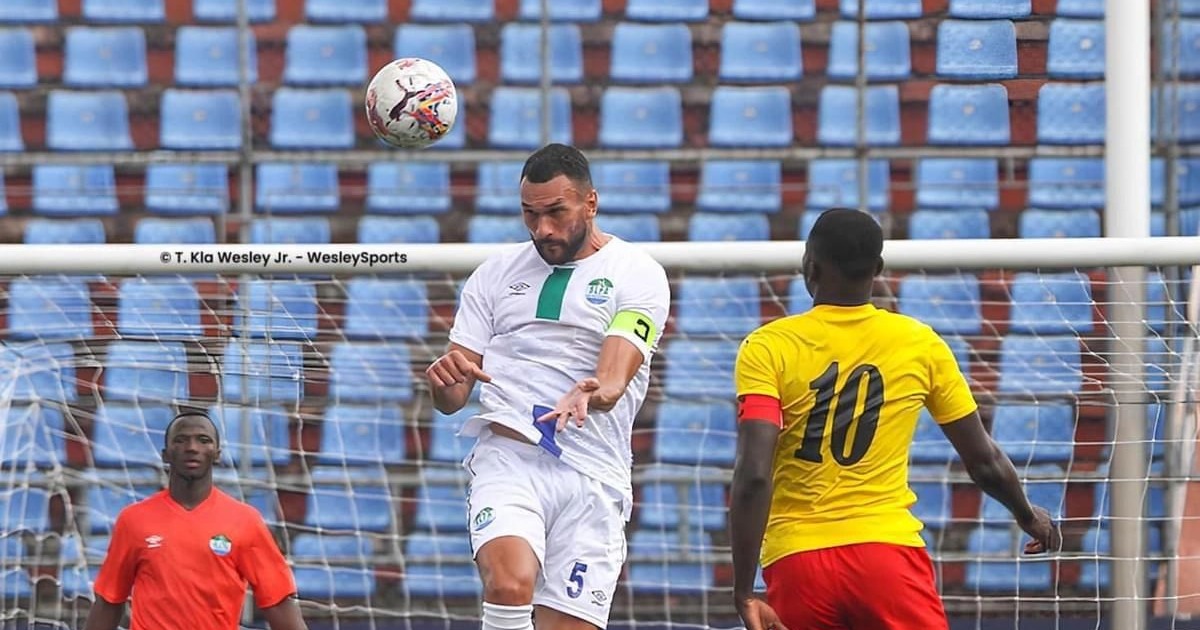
left=565, top=561, right=588, bottom=598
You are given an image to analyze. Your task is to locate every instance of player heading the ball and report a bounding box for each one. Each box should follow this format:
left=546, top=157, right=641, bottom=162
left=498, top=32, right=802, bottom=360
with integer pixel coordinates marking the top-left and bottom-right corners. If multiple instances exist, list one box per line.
left=425, top=143, right=670, bottom=630
left=730, top=208, right=1061, bottom=630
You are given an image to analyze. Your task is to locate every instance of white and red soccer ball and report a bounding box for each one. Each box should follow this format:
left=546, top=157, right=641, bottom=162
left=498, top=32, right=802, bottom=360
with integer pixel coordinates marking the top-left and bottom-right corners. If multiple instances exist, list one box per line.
left=365, top=57, right=458, bottom=149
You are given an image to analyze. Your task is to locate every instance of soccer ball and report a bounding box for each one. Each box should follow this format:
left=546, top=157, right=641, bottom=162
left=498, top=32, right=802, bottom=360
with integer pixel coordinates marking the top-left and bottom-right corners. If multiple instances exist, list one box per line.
left=365, top=58, right=458, bottom=149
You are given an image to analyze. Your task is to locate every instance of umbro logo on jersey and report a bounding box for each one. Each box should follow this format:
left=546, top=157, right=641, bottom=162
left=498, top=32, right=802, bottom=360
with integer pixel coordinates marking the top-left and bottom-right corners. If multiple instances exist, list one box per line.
left=145, top=535, right=163, bottom=549
left=508, top=282, right=531, bottom=295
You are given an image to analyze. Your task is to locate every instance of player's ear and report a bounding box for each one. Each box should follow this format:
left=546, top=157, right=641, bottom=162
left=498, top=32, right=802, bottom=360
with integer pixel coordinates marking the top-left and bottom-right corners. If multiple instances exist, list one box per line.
left=585, top=187, right=598, bottom=218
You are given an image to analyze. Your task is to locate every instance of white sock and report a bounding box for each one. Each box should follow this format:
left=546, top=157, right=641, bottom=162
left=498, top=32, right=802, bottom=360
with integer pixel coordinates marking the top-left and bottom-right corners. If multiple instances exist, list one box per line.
left=482, top=602, right=534, bottom=630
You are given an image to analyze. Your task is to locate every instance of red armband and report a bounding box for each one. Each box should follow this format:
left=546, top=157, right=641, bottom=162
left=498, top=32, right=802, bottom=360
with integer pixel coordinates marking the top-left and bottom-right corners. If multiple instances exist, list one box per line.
left=737, top=394, right=782, bottom=428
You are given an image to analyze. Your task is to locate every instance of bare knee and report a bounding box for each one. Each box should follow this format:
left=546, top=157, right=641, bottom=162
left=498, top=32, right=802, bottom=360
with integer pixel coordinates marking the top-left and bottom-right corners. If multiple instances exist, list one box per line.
left=477, top=537, right=539, bottom=605
left=483, top=577, right=535, bottom=606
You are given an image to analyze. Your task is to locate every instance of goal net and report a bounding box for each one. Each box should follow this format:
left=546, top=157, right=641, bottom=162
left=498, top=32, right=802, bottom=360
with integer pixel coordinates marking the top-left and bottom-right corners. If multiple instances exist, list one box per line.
left=0, top=239, right=1197, bottom=630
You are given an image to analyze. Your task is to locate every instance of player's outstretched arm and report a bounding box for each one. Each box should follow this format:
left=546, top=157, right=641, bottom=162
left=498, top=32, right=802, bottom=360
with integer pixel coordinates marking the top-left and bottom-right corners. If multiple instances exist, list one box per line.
left=426, top=343, right=491, bottom=414
left=262, top=597, right=308, bottom=630
left=940, top=411, right=1062, bottom=553
left=729, top=418, right=787, bottom=630
left=83, top=597, right=125, bottom=630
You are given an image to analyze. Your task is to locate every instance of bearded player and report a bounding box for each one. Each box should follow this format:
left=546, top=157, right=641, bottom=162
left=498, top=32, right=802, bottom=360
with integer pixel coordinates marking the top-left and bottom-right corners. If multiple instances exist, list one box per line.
left=730, top=208, right=1062, bottom=630
left=425, top=143, right=670, bottom=630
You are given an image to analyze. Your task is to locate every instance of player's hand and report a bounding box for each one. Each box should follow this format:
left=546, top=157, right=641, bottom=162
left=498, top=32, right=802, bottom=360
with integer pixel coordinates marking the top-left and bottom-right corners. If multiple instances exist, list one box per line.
left=1019, top=505, right=1062, bottom=555
left=425, top=350, right=492, bottom=389
left=536, top=377, right=601, bottom=432
left=734, top=595, right=788, bottom=630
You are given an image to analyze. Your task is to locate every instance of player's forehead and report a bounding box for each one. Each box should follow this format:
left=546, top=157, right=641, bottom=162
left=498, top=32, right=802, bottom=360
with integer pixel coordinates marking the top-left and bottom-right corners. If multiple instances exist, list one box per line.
left=520, top=175, right=583, bottom=207
left=167, top=414, right=218, bottom=440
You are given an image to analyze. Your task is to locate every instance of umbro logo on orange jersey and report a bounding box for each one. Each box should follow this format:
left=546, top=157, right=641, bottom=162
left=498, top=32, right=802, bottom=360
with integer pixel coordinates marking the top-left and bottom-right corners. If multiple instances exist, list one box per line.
left=145, top=535, right=163, bottom=549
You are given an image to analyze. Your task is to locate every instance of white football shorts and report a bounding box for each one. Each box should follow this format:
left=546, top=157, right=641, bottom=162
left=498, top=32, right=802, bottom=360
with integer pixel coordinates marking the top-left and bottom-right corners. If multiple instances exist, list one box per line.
left=464, top=428, right=629, bottom=628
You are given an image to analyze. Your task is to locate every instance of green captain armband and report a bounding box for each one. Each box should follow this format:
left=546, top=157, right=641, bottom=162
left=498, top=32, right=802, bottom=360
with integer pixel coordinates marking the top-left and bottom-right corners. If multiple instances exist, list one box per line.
left=607, top=310, right=659, bottom=350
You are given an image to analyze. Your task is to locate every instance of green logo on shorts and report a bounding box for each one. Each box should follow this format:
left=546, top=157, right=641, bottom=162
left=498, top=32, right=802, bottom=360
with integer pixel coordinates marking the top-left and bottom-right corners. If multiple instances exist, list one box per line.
left=474, top=507, right=495, bottom=531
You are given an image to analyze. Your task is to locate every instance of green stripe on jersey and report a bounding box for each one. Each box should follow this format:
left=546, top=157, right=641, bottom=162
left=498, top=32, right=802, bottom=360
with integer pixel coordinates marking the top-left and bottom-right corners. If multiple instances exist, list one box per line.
left=535, top=267, right=575, bottom=320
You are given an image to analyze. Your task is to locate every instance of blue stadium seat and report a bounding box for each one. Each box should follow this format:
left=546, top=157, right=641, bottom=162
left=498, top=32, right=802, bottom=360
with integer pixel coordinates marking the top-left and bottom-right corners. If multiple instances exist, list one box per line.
left=409, top=0, right=493, bottom=22
left=318, top=404, right=406, bottom=466
left=269, top=89, right=353, bottom=149
left=599, top=87, right=683, bottom=148
left=1056, top=0, right=1103, bottom=17
left=1038, top=82, right=1106, bottom=145
left=144, top=164, right=229, bottom=215
left=467, top=216, right=528, bottom=244
left=1151, top=158, right=1200, bottom=207
left=652, top=407, right=739, bottom=472
left=357, top=216, right=440, bottom=244
left=430, top=405, right=479, bottom=462
left=697, top=161, right=781, bottom=214
left=1028, top=158, right=1104, bottom=209
left=134, top=217, right=216, bottom=244
left=592, top=161, right=671, bottom=214
left=817, top=85, right=901, bottom=146
left=639, top=472, right=727, bottom=531
left=788, top=277, right=813, bottom=314
left=91, top=404, right=174, bottom=468
left=1008, top=271, right=1094, bottom=335
left=627, top=530, right=714, bottom=594
left=235, top=280, right=318, bottom=341
left=83, top=0, right=164, bottom=21
left=519, top=0, right=600, bottom=20
left=209, top=405, right=291, bottom=467
left=1146, top=271, right=1189, bottom=333
left=414, top=468, right=468, bottom=531
left=33, top=165, right=118, bottom=216
left=116, top=276, right=203, bottom=338
left=663, top=341, right=739, bottom=400
left=719, top=21, right=802, bottom=83
left=294, top=566, right=379, bottom=599
left=927, top=84, right=1011, bottom=145
left=936, top=20, right=1017, bottom=79
left=104, top=341, right=189, bottom=403
left=1078, top=526, right=1164, bottom=590
left=992, top=404, right=1075, bottom=465
left=404, top=533, right=481, bottom=597
left=306, top=468, right=394, bottom=532
left=0, top=405, right=66, bottom=469
left=0, top=488, right=48, bottom=533
left=249, top=217, right=331, bottom=244
left=221, top=342, right=304, bottom=404
left=488, top=87, right=573, bottom=149
left=625, top=0, right=708, bottom=21
left=689, top=212, right=770, bottom=241
left=499, top=23, right=582, bottom=85
left=1162, top=19, right=1200, bottom=78
left=24, top=219, right=105, bottom=244
left=965, top=527, right=1053, bottom=591
left=256, top=163, right=340, bottom=213
left=806, top=159, right=889, bottom=212
left=306, top=0, right=386, bottom=22
left=598, top=215, right=660, bottom=241
left=948, top=0, right=1029, bottom=18
left=0, top=342, right=77, bottom=403
left=9, top=276, right=93, bottom=340
left=475, top=161, right=523, bottom=214
left=898, top=273, right=982, bottom=336
left=981, top=467, right=1066, bottom=523
left=611, top=23, right=692, bottom=84
left=61, top=566, right=99, bottom=600
left=193, top=0, right=275, bottom=22
left=839, top=0, right=922, bottom=19
left=345, top=278, right=429, bottom=339
left=676, top=277, right=761, bottom=337
left=394, top=25, right=476, bottom=86
left=710, top=86, right=793, bottom=147
left=0, top=536, right=23, bottom=566
left=916, top=159, right=999, bottom=209
left=827, top=21, right=910, bottom=82
left=330, top=343, right=413, bottom=404
left=159, top=89, right=241, bottom=150
left=0, top=0, right=57, bottom=22
left=910, top=476, right=951, bottom=528
left=290, top=533, right=373, bottom=562
left=734, top=0, right=815, bottom=20
left=998, top=335, right=1083, bottom=395
left=1155, top=82, right=1200, bottom=143
left=908, top=210, right=990, bottom=240
left=0, top=28, right=35, bottom=88
left=911, top=410, right=956, bottom=464
left=46, top=90, right=132, bottom=151
left=283, top=25, right=366, bottom=86
left=85, top=485, right=156, bottom=534
left=63, top=27, right=146, bottom=87
left=1018, top=209, right=1101, bottom=238
left=1047, top=19, right=1105, bottom=79
left=0, top=94, right=20, bottom=155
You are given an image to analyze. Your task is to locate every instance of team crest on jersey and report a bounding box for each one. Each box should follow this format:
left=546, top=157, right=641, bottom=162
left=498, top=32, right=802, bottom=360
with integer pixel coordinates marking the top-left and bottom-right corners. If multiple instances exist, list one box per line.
left=473, top=507, right=495, bottom=531
left=585, top=278, right=613, bottom=305
left=209, top=534, right=232, bottom=557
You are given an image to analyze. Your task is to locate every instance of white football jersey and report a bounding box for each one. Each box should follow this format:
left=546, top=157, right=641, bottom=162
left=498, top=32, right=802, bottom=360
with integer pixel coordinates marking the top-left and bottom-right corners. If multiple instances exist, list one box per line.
left=448, top=237, right=671, bottom=507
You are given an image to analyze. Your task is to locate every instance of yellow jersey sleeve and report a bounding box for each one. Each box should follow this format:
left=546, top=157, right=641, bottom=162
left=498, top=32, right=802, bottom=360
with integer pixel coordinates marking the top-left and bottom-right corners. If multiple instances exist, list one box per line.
left=734, top=335, right=781, bottom=399
left=925, top=330, right=978, bottom=424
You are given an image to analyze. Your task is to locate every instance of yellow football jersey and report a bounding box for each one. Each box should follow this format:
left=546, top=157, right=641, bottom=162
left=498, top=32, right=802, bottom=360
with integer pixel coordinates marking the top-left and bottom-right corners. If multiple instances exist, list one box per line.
left=734, top=303, right=978, bottom=567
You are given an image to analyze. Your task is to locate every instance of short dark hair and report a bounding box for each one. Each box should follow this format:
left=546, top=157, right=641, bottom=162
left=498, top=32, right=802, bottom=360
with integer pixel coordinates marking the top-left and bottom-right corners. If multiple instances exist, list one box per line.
left=520, top=143, right=593, bottom=189
left=807, top=208, right=884, bottom=281
left=164, top=408, right=219, bottom=449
